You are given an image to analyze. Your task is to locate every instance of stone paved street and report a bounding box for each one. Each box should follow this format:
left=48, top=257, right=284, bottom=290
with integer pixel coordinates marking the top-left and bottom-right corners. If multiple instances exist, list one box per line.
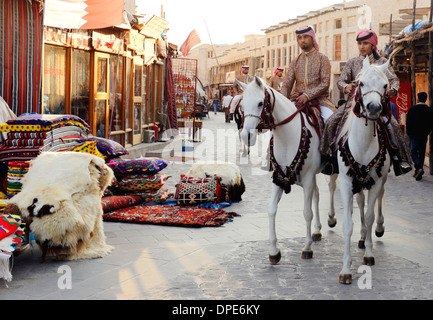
left=1, top=112, right=433, bottom=301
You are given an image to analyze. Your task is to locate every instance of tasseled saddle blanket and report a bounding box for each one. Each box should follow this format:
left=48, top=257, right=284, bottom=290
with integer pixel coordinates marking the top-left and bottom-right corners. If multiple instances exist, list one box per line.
left=269, top=98, right=324, bottom=194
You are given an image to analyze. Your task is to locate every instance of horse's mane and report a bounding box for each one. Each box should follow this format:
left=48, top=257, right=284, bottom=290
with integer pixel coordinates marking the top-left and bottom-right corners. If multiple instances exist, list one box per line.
left=354, top=64, right=389, bottom=85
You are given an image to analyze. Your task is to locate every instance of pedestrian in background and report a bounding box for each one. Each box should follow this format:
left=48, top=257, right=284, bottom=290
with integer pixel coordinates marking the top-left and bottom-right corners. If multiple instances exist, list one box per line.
left=269, top=67, right=284, bottom=92
left=222, top=91, right=233, bottom=123
left=406, top=92, right=433, bottom=181
left=212, top=94, right=220, bottom=115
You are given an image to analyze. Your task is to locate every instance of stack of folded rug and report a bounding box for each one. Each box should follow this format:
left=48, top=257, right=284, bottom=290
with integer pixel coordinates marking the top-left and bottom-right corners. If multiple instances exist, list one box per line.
left=6, top=161, right=30, bottom=198
left=0, top=114, right=90, bottom=161
left=104, top=157, right=173, bottom=204
left=0, top=213, right=26, bottom=282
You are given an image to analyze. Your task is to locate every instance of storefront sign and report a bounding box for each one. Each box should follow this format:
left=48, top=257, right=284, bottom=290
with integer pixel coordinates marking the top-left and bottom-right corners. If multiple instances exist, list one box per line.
left=392, top=82, right=411, bottom=121
left=92, top=31, right=124, bottom=53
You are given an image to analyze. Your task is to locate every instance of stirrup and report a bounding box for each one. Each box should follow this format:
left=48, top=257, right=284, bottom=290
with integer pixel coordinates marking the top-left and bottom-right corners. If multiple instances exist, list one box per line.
left=393, top=160, right=412, bottom=176
left=321, top=155, right=339, bottom=175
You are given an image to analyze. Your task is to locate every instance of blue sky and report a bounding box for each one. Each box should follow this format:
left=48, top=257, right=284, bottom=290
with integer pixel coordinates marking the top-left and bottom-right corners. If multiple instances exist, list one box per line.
left=136, top=0, right=345, bottom=46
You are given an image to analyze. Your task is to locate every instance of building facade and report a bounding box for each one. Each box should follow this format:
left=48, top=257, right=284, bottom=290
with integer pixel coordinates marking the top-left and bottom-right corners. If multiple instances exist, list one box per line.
left=189, top=35, right=266, bottom=98
left=263, top=0, right=431, bottom=104
left=42, top=14, right=170, bottom=148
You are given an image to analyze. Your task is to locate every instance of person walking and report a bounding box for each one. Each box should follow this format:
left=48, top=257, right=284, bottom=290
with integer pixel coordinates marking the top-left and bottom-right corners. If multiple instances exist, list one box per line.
left=406, top=92, right=433, bottom=181
left=233, top=65, right=254, bottom=95
left=269, top=67, right=284, bottom=92
left=212, top=94, right=220, bottom=115
left=222, top=91, right=233, bottom=123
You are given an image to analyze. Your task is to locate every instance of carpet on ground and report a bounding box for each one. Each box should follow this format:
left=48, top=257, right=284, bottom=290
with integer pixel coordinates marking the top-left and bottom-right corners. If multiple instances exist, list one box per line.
left=103, top=204, right=240, bottom=228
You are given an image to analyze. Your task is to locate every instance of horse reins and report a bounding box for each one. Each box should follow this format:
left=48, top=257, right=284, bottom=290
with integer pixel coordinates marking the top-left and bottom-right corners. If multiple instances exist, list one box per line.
left=243, top=88, right=307, bottom=131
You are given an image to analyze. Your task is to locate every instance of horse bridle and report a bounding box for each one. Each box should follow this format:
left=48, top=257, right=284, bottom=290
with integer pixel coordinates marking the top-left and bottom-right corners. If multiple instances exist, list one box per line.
left=352, top=82, right=391, bottom=126
left=243, top=88, right=307, bottom=131
left=242, top=88, right=276, bottom=131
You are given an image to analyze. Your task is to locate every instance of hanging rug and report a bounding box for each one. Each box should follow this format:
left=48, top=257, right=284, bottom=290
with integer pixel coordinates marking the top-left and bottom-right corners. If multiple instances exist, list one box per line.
left=103, top=204, right=240, bottom=228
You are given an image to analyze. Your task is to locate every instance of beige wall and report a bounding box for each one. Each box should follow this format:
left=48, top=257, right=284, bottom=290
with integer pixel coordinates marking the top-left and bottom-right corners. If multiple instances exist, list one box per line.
left=263, top=0, right=431, bottom=104
left=188, top=0, right=431, bottom=101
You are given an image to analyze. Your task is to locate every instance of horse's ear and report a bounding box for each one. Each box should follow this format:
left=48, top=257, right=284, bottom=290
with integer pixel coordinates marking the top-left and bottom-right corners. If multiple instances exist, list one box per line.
left=379, top=59, right=390, bottom=73
left=255, top=76, right=263, bottom=88
left=235, top=79, right=247, bottom=91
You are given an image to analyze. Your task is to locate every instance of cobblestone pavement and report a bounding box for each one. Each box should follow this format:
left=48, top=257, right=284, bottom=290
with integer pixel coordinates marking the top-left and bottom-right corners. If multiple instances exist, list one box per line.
left=1, top=112, right=433, bottom=301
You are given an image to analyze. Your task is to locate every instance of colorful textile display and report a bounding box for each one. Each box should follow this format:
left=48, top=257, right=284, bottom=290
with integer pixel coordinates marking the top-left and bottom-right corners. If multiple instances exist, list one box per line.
left=0, top=114, right=89, bottom=161
left=103, top=204, right=240, bottom=228
left=0, top=213, right=26, bottom=282
left=71, top=141, right=106, bottom=159
left=77, top=137, right=128, bottom=159
left=0, top=200, right=7, bottom=211
left=185, top=161, right=246, bottom=202
left=175, top=175, right=222, bottom=205
left=115, top=174, right=170, bottom=192
left=101, top=195, right=143, bottom=213
left=0, top=213, right=22, bottom=240
left=6, top=161, right=30, bottom=198
left=103, top=157, right=172, bottom=205
left=130, top=189, right=174, bottom=203
left=0, top=114, right=91, bottom=133
left=107, top=158, right=169, bottom=175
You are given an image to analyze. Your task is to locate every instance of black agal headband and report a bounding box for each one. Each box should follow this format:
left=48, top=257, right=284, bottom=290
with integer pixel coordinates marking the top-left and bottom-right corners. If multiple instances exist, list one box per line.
left=295, top=26, right=313, bottom=35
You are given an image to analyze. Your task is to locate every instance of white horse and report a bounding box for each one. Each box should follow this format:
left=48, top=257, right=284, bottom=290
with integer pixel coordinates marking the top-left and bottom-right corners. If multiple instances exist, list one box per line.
left=336, top=58, right=392, bottom=284
left=237, top=77, right=338, bottom=264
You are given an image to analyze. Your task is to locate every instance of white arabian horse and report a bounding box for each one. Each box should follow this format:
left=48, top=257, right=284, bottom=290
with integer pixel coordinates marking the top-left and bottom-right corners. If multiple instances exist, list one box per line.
left=336, top=58, right=392, bottom=284
left=237, top=77, right=338, bottom=264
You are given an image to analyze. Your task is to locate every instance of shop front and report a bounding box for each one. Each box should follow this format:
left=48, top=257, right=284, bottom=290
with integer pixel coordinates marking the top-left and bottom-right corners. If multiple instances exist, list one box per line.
left=42, top=25, right=166, bottom=148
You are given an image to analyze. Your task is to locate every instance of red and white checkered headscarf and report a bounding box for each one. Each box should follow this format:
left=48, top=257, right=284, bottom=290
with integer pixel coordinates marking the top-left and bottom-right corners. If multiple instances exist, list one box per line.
left=356, top=30, right=379, bottom=54
left=274, top=67, right=284, bottom=76
left=295, top=25, right=319, bottom=51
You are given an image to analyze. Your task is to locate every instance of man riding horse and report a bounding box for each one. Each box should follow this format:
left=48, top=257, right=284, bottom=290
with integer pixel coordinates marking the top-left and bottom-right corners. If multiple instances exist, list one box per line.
left=321, top=30, right=412, bottom=177
left=282, top=25, right=336, bottom=121
left=281, top=25, right=336, bottom=173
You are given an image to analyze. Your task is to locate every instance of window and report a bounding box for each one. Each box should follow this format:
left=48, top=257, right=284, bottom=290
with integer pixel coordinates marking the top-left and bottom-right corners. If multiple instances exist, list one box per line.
left=109, top=55, right=124, bottom=134
left=334, top=34, right=342, bottom=61
left=71, top=49, right=90, bottom=124
left=282, top=47, right=287, bottom=66
left=283, top=34, right=288, bottom=43
left=277, top=48, right=281, bottom=67
left=43, top=45, right=66, bottom=114
left=267, top=50, right=270, bottom=68
left=335, top=19, right=342, bottom=29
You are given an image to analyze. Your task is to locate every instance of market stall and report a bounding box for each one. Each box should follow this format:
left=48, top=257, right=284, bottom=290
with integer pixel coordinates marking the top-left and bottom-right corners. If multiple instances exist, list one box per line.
left=172, top=58, right=202, bottom=141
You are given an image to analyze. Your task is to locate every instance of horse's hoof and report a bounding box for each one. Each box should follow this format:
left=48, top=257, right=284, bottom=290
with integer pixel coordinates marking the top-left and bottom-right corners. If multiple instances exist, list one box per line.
left=375, top=228, right=385, bottom=238
left=339, top=274, right=352, bottom=285
left=312, top=233, right=322, bottom=241
left=363, top=256, right=375, bottom=266
left=269, top=251, right=281, bottom=265
left=328, top=218, right=337, bottom=228
left=301, top=251, right=313, bottom=259
left=358, top=240, right=365, bottom=249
